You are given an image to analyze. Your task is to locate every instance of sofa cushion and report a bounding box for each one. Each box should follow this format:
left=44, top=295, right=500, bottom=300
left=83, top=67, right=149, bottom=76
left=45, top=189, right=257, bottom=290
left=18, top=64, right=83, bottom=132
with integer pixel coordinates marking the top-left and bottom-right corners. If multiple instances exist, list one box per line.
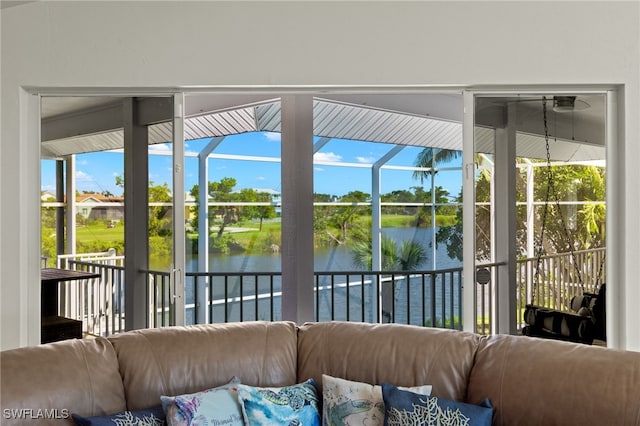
left=0, top=337, right=126, bottom=425
left=237, top=379, right=320, bottom=426
left=467, top=334, right=640, bottom=425
left=297, top=321, right=481, bottom=401
left=381, top=383, right=493, bottom=426
left=160, top=377, right=242, bottom=426
left=109, top=321, right=298, bottom=410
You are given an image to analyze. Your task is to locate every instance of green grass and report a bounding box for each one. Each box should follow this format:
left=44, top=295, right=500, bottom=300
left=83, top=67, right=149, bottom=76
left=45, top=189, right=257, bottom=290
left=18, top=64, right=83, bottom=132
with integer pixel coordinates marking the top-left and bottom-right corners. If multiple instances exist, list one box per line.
left=381, top=214, right=415, bottom=227
left=75, top=214, right=457, bottom=255
left=76, top=223, right=124, bottom=243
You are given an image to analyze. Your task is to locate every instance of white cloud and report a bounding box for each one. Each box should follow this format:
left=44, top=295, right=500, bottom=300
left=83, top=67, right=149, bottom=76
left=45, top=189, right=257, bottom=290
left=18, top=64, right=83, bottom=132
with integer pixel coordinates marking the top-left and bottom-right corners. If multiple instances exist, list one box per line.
left=314, top=152, right=342, bottom=162
left=263, top=132, right=281, bottom=142
left=76, top=170, right=93, bottom=181
left=314, top=167, right=325, bottom=172
left=149, top=143, right=171, bottom=152
left=256, top=176, right=266, bottom=181
left=356, top=156, right=376, bottom=163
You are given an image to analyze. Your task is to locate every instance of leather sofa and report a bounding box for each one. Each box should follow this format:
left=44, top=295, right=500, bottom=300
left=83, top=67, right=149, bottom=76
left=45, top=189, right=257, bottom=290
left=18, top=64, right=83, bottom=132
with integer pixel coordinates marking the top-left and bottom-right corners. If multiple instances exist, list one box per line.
left=2, top=321, right=640, bottom=425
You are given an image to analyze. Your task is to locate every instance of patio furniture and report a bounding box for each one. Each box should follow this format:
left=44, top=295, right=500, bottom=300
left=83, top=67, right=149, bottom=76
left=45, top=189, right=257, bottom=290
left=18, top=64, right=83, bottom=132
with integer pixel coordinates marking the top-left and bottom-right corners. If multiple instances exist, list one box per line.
left=40, top=268, right=101, bottom=343
left=522, top=284, right=606, bottom=345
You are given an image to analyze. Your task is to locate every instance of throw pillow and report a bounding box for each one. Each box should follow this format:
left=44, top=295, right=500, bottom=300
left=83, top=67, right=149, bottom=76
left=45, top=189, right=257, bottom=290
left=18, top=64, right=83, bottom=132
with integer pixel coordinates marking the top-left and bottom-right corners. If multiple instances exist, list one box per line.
left=322, top=375, right=432, bottom=426
left=237, top=379, right=320, bottom=426
left=72, top=406, right=165, bottom=426
left=381, top=383, right=493, bottom=426
left=160, top=377, right=243, bottom=426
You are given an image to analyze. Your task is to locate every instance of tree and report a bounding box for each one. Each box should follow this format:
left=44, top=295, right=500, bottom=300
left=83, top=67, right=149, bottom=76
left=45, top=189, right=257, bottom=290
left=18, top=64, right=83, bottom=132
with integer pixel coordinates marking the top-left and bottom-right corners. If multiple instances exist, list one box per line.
left=113, top=174, right=174, bottom=238
left=412, top=186, right=454, bottom=227
left=530, top=163, right=606, bottom=253
left=115, top=175, right=124, bottom=193
left=323, top=190, right=370, bottom=245
left=412, top=148, right=462, bottom=183
left=435, top=163, right=606, bottom=263
left=188, top=177, right=238, bottom=238
left=207, top=177, right=238, bottom=237
left=148, top=181, right=172, bottom=237
left=351, top=235, right=426, bottom=271
left=381, top=189, right=415, bottom=215
left=238, top=188, right=276, bottom=231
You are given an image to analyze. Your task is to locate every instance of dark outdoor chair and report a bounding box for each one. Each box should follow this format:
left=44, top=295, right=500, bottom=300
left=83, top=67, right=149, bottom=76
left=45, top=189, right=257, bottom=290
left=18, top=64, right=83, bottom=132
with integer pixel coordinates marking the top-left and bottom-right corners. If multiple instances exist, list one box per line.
left=522, top=284, right=606, bottom=345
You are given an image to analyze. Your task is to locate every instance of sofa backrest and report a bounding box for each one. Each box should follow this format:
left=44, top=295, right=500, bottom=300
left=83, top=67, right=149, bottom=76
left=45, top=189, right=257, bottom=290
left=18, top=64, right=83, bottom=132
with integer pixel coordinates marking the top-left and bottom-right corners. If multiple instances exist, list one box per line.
left=108, top=321, right=298, bottom=410
left=0, top=337, right=126, bottom=425
left=467, top=334, right=640, bottom=425
left=297, top=321, right=482, bottom=401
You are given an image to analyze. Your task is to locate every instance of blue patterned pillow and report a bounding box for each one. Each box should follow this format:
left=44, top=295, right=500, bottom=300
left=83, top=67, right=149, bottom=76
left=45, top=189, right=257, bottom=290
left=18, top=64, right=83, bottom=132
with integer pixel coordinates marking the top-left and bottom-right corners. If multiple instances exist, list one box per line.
left=72, top=406, right=165, bottom=425
left=381, top=383, right=493, bottom=426
left=160, top=377, right=243, bottom=426
left=237, top=379, right=320, bottom=426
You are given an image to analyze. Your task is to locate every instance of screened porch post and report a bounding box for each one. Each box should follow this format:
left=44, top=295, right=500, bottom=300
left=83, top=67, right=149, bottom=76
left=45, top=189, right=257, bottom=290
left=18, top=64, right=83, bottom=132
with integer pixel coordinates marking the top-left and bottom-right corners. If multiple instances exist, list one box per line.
left=196, top=136, right=225, bottom=324
left=65, top=155, right=76, bottom=258
left=280, top=95, right=314, bottom=324
left=373, top=145, right=404, bottom=323
left=55, top=160, right=64, bottom=260
left=462, top=91, right=476, bottom=334
left=123, top=98, right=149, bottom=331
left=494, top=103, right=517, bottom=335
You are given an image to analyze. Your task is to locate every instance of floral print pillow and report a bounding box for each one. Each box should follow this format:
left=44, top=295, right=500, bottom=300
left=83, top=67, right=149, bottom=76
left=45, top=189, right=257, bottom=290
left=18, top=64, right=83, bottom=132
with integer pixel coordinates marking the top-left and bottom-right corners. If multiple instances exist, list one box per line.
left=160, top=377, right=243, bottom=426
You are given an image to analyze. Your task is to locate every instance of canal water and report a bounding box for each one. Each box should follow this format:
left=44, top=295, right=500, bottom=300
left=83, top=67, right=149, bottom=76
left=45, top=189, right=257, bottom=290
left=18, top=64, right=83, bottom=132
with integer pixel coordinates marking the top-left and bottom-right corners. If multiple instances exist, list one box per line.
left=183, top=227, right=463, bottom=326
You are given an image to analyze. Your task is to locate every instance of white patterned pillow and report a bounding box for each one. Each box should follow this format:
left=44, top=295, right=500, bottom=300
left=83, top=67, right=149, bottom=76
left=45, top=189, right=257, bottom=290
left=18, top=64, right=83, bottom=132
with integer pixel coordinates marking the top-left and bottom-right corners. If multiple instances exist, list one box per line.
left=322, top=375, right=432, bottom=426
left=160, top=377, right=243, bottom=426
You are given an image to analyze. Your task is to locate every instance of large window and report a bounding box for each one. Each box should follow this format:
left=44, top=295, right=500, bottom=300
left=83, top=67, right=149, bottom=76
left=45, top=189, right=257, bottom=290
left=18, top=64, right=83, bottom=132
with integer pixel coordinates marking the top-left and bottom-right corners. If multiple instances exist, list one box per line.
left=39, top=90, right=608, bottom=338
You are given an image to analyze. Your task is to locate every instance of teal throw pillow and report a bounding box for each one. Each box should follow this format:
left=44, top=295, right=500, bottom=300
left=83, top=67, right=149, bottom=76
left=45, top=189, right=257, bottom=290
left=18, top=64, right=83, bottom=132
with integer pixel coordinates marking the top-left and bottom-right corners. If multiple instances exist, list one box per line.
left=381, top=383, right=493, bottom=426
left=237, top=379, right=320, bottom=426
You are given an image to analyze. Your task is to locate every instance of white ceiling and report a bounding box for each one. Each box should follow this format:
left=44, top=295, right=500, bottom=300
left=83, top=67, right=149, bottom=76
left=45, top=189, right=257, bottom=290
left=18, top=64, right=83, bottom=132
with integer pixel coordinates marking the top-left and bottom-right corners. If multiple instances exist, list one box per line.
left=39, top=93, right=606, bottom=162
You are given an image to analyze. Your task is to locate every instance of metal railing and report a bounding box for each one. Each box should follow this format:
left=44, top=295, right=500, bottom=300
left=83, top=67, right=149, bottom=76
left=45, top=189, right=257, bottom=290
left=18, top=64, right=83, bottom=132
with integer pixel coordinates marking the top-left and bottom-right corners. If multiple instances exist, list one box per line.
left=56, top=248, right=605, bottom=337
left=313, top=270, right=463, bottom=329
left=66, top=259, right=125, bottom=336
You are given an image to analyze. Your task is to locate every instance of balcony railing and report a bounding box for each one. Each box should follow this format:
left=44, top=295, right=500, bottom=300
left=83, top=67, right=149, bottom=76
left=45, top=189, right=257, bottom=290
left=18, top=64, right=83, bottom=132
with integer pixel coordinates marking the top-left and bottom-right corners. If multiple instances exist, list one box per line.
left=57, top=247, right=606, bottom=338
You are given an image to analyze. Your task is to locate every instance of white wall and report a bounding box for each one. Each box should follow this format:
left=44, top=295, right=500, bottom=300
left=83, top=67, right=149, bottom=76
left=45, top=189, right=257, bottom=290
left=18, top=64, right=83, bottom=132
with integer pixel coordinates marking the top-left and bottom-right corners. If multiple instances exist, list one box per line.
left=2, top=1, right=639, bottom=350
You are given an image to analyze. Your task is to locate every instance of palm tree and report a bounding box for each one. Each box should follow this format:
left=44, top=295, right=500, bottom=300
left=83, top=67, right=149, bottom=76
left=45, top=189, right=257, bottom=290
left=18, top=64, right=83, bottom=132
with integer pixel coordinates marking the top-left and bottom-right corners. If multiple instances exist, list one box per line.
left=351, top=235, right=427, bottom=323
left=412, top=148, right=462, bottom=183
left=351, top=235, right=426, bottom=271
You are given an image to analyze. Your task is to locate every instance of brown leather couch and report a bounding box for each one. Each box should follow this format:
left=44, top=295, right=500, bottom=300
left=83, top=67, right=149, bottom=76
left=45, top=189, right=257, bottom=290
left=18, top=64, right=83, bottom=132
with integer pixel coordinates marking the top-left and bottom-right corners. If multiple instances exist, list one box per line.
left=2, top=321, right=640, bottom=425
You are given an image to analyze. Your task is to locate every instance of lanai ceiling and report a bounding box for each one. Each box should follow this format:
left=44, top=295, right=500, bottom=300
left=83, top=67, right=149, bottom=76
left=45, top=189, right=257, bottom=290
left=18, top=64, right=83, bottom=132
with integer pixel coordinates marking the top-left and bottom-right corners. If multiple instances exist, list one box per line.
left=40, top=93, right=606, bottom=163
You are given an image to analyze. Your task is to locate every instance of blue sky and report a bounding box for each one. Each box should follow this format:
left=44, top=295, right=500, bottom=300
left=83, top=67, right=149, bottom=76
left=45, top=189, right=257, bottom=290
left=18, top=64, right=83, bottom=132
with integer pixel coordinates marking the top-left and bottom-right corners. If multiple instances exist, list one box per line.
left=41, top=132, right=463, bottom=199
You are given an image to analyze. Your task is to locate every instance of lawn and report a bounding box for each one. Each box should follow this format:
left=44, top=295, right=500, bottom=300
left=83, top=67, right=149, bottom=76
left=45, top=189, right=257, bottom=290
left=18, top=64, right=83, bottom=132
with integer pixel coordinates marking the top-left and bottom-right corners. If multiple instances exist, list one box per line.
left=74, top=214, right=456, bottom=255
left=76, top=223, right=124, bottom=243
